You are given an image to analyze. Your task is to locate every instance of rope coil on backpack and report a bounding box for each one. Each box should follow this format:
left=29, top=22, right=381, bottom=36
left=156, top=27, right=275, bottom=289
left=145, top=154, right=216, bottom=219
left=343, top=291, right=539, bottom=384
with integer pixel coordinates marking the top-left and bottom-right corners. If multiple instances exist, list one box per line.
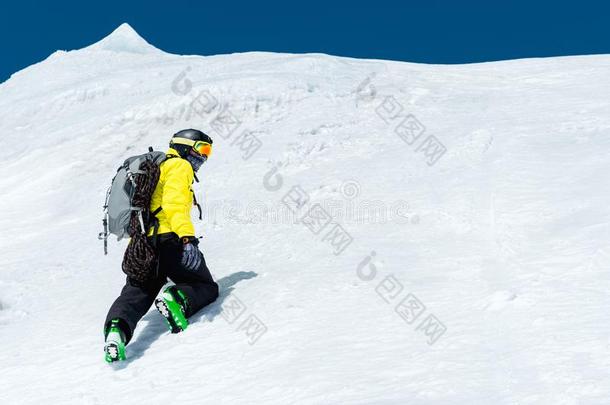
left=122, top=159, right=161, bottom=284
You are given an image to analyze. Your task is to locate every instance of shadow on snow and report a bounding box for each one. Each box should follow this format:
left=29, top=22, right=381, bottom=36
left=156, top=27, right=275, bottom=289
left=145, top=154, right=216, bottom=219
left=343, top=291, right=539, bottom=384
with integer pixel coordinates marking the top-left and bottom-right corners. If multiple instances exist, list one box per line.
left=115, top=270, right=258, bottom=367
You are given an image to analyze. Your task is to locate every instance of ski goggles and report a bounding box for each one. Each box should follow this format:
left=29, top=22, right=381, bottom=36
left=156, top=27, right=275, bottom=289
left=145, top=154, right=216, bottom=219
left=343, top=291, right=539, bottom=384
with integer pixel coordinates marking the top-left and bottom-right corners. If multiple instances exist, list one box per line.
left=192, top=141, right=212, bottom=157
left=172, top=138, right=213, bottom=157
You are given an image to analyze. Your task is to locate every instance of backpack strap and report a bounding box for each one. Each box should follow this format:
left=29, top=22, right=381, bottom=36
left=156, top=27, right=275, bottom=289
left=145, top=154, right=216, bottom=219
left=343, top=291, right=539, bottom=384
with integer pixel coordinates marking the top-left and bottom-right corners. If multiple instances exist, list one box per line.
left=192, top=193, right=203, bottom=220
left=150, top=206, right=163, bottom=278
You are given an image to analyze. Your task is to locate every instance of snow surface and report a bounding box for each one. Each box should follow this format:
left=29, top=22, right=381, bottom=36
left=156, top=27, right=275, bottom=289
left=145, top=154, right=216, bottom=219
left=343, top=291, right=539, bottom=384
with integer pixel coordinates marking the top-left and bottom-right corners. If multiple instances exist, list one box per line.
left=1, top=23, right=610, bottom=404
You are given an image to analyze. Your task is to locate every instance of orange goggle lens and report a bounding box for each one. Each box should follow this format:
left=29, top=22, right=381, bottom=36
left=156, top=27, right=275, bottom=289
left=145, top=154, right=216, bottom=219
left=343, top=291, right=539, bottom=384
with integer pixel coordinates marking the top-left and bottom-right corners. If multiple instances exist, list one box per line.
left=193, top=141, right=212, bottom=157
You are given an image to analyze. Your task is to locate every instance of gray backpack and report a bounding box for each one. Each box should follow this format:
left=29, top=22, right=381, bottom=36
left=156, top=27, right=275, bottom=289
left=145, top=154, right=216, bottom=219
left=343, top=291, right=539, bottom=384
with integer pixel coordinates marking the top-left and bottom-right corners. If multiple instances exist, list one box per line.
left=99, top=148, right=178, bottom=283
left=98, top=148, right=171, bottom=253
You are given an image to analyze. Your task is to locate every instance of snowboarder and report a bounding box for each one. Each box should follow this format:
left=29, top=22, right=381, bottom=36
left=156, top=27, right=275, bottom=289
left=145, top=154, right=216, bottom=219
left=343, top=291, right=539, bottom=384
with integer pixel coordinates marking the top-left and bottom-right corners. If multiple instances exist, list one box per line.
left=104, top=129, right=219, bottom=363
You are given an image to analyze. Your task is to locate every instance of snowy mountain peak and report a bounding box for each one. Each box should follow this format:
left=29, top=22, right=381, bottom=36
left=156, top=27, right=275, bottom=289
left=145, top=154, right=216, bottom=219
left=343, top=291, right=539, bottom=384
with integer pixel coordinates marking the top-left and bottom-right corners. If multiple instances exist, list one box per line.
left=85, top=23, right=162, bottom=54
left=2, top=29, right=610, bottom=402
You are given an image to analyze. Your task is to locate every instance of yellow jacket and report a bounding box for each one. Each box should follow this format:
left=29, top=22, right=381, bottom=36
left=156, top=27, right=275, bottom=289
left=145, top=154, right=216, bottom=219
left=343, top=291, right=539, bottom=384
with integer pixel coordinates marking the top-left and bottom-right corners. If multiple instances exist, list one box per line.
left=147, top=148, right=196, bottom=238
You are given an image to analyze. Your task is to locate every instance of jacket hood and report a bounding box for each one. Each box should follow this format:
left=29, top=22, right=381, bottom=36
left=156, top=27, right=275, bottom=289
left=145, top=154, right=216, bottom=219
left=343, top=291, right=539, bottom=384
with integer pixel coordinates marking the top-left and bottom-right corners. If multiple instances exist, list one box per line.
left=167, top=147, right=182, bottom=157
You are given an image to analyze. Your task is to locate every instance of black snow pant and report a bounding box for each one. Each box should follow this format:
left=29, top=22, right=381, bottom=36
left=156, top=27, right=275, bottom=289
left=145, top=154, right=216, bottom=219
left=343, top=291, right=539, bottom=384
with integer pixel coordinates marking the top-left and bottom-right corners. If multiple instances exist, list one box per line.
left=104, top=232, right=219, bottom=344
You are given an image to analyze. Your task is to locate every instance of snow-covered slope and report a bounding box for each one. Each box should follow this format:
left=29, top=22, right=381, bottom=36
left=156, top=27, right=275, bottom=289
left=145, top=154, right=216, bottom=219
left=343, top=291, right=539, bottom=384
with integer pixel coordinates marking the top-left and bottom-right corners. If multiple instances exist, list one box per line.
left=1, top=23, right=610, bottom=404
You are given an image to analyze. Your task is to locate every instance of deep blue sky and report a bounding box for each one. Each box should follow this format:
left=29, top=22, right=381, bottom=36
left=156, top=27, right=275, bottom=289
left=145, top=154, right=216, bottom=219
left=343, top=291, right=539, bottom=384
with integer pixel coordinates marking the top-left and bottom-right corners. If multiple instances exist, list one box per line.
left=1, top=0, right=609, bottom=82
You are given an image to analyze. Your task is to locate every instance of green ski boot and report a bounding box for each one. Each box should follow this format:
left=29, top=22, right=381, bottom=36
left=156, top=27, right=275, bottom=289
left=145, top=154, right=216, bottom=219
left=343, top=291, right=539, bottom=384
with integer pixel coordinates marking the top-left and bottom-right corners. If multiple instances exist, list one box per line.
left=154, top=286, right=189, bottom=333
left=104, top=319, right=127, bottom=363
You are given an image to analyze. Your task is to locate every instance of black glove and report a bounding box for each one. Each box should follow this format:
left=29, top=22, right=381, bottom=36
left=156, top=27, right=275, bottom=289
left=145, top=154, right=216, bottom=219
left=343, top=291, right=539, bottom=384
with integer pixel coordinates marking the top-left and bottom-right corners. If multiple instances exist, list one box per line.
left=181, top=236, right=203, bottom=272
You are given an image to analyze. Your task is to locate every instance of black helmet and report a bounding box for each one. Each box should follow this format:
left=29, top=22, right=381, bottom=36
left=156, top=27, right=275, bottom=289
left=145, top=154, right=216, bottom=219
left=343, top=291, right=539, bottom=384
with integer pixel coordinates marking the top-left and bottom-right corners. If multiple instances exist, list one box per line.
left=170, top=129, right=213, bottom=158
